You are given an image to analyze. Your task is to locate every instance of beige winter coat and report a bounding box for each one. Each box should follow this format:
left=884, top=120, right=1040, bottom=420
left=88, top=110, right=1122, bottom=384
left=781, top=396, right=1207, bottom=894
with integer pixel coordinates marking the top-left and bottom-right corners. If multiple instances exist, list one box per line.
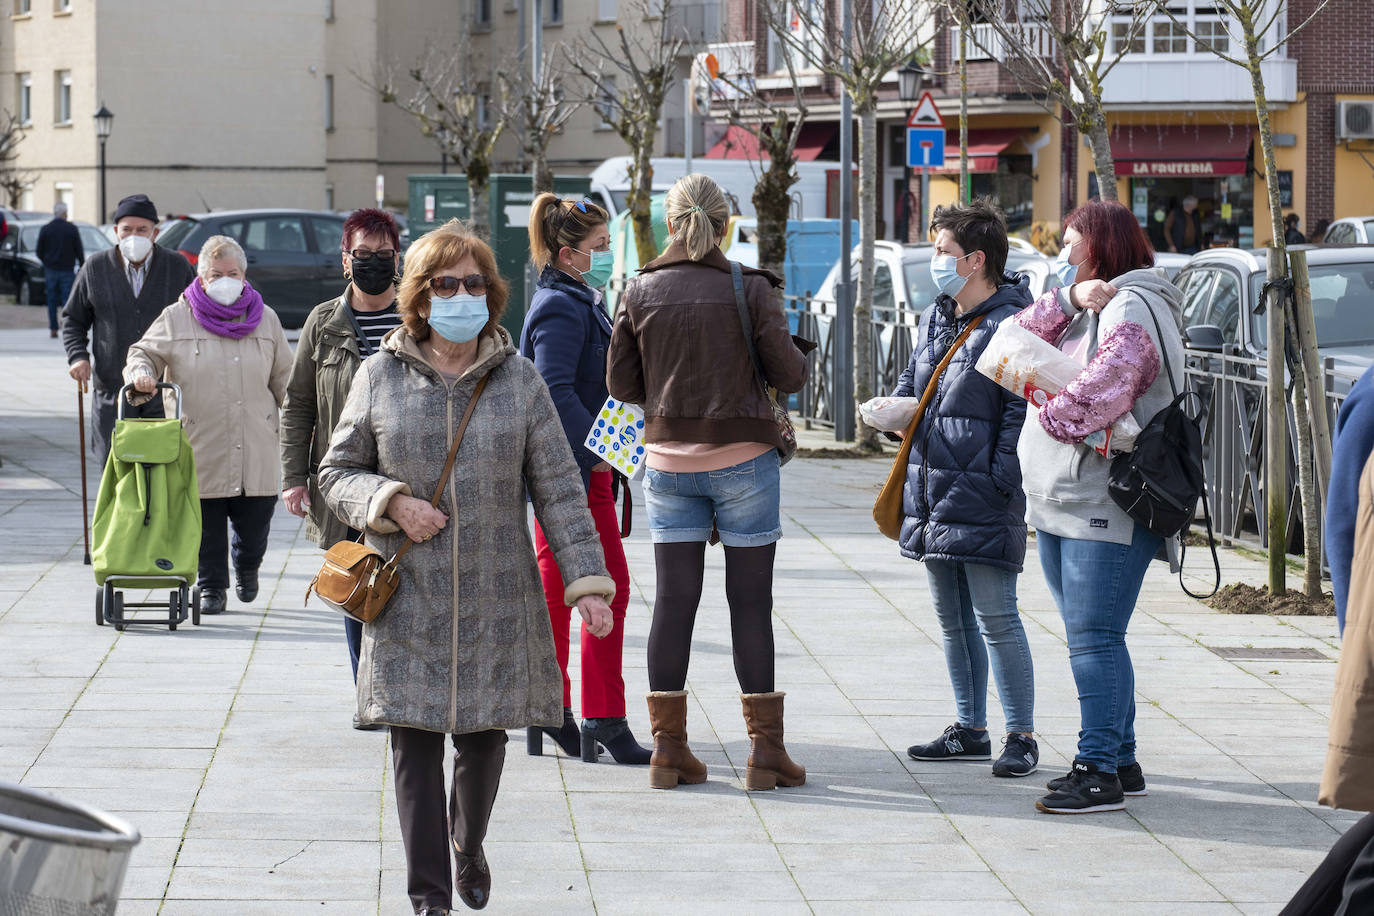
left=123, top=296, right=293, bottom=499
left=1321, top=451, right=1374, bottom=811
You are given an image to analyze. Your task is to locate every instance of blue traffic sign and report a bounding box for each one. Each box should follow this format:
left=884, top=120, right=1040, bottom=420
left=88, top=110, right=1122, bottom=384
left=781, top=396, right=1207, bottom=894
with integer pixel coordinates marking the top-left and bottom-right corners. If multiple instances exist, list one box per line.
left=907, top=128, right=946, bottom=168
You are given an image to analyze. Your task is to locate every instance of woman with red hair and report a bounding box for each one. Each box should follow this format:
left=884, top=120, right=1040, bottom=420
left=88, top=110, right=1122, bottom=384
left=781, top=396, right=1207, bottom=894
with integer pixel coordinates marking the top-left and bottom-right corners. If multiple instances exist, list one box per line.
left=1013, top=199, right=1186, bottom=815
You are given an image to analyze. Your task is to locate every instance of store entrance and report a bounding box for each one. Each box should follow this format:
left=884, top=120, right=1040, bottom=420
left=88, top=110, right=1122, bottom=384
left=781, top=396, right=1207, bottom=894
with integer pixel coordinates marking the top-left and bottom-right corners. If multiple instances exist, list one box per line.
left=1131, top=174, right=1255, bottom=251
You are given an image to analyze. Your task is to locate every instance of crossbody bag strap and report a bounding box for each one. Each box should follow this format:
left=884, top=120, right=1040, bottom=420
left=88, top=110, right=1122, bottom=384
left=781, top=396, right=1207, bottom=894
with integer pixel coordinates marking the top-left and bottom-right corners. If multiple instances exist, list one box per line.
left=897, top=313, right=987, bottom=442
left=730, top=261, right=769, bottom=390
left=389, top=372, right=490, bottom=565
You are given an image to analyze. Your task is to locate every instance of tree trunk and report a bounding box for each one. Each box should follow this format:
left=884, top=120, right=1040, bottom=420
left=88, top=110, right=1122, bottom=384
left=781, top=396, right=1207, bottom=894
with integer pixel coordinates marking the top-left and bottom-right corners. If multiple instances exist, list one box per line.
left=533, top=144, right=554, bottom=194
left=753, top=161, right=797, bottom=287
left=468, top=171, right=491, bottom=239
left=854, top=102, right=879, bottom=453
left=628, top=140, right=658, bottom=266
left=1286, top=307, right=1322, bottom=598
left=1082, top=106, right=1119, bottom=203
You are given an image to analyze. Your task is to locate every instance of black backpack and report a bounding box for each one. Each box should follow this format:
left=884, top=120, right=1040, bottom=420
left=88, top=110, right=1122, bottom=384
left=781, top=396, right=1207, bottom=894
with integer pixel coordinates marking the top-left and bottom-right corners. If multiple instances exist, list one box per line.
left=1106, top=295, right=1220, bottom=598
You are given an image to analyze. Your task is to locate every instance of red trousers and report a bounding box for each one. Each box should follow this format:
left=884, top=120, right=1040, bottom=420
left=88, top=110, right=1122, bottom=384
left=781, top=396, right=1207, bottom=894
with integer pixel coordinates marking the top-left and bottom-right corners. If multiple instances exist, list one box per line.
left=533, top=471, right=631, bottom=717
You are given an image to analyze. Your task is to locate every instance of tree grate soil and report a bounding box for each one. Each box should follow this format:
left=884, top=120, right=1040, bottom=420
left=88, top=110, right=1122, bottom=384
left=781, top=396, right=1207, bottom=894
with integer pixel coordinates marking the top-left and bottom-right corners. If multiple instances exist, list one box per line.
left=1205, top=583, right=1335, bottom=616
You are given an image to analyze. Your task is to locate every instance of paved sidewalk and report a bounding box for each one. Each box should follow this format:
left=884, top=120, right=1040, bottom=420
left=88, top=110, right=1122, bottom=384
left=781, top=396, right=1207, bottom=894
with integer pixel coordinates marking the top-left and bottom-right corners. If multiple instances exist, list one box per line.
left=0, top=325, right=1355, bottom=915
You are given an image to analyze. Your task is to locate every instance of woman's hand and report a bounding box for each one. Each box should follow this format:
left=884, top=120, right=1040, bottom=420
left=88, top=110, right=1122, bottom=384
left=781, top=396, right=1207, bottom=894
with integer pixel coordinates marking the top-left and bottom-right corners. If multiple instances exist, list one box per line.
left=576, top=594, right=614, bottom=639
left=592, top=461, right=614, bottom=473
left=132, top=374, right=157, bottom=394
left=1071, top=279, right=1118, bottom=313
left=386, top=493, right=448, bottom=543
left=281, top=485, right=309, bottom=518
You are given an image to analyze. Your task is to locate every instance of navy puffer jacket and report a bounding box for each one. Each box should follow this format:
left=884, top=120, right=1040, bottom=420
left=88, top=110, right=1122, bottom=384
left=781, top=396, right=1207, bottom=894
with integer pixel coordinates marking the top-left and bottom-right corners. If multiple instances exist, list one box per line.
left=891, top=274, right=1032, bottom=571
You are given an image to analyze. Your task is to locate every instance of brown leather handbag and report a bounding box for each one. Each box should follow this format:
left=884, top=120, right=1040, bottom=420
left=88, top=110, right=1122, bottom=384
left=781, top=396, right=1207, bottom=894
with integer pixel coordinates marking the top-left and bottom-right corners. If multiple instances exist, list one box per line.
left=873, top=314, right=985, bottom=540
left=306, top=374, right=489, bottom=623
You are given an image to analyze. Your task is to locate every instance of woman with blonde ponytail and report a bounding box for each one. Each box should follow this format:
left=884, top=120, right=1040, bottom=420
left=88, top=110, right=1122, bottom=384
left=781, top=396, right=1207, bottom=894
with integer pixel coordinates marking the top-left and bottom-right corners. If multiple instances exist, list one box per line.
left=607, top=173, right=814, bottom=792
left=519, top=193, right=651, bottom=766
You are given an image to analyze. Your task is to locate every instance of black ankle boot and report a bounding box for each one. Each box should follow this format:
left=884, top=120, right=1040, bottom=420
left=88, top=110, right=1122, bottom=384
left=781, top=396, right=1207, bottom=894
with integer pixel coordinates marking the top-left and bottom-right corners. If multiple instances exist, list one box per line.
left=581, top=717, right=652, bottom=765
left=526, top=708, right=580, bottom=757
left=234, top=567, right=259, bottom=603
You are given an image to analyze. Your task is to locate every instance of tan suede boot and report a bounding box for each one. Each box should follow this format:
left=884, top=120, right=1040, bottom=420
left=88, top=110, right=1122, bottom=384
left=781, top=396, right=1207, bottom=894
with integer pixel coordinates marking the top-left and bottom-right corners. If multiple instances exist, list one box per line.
left=741, top=692, right=806, bottom=790
left=646, top=690, right=708, bottom=789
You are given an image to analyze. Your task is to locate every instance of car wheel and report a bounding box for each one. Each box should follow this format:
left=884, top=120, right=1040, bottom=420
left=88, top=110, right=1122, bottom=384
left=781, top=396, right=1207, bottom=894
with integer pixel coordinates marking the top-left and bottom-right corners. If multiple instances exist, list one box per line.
left=16, top=275, right=30, bottom=305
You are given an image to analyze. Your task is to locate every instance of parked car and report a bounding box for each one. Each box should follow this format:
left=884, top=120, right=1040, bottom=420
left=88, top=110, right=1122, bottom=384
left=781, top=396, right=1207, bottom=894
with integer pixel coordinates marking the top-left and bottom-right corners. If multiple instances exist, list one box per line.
left=0, top=218, right=113, bottom=305
left=155, top=208, right=349, bottom=328
left=1175, top=245, right=1374, bottom=390
left=1153, top=251, right=1192, bottom=280
left=1322, top=216, right=1374, bottom=245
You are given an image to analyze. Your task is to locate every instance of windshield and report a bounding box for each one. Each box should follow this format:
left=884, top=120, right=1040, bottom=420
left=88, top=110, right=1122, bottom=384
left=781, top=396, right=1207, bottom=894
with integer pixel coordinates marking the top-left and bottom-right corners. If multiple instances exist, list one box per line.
left=156, top=218, right=199, bottom=250
left=1252, top=262, right=1374, bottom=347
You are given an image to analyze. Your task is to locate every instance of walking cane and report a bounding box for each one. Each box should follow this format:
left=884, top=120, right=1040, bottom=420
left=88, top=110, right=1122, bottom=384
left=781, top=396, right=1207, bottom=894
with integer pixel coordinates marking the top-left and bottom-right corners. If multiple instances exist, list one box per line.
left=77, top=378, right=91, bottom=565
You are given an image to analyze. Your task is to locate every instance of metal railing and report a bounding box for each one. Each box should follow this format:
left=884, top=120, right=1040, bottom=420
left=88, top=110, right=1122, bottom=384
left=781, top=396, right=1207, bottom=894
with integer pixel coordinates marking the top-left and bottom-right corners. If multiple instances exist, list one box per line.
left=790, top=291, right=1357, bottom=551
left=952, top=23, right=1056, bottom=63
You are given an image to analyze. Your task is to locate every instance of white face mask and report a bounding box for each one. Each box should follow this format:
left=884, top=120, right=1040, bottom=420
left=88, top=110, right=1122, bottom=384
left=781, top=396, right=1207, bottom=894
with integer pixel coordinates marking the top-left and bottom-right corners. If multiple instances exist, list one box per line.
left=205, top=276, right=244, bottom=306
left=119, top=234, right=153, bottom=264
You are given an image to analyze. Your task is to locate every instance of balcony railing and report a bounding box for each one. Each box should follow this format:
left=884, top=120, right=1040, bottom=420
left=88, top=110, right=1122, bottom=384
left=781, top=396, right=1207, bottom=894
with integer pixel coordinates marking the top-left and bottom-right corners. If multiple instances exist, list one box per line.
left=951, top=22, right=1056, bottom=63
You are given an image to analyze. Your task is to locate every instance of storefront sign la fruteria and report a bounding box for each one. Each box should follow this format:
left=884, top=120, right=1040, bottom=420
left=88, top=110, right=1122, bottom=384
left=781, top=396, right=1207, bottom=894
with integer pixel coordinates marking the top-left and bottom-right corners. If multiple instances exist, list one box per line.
left=1128, top=159, right=1247, bottom=176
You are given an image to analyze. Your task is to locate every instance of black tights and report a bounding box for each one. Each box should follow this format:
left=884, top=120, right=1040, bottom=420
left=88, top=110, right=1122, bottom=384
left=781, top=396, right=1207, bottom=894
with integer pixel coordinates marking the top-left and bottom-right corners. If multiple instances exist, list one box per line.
left=646, top=541, right=777, bottom=694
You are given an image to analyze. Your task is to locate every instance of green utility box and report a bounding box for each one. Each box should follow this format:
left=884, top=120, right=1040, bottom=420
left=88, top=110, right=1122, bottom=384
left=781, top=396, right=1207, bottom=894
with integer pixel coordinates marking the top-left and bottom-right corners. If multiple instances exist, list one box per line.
left=407, top=175, right=470, bottom=238
left=488, top=174, right=593, bottom=337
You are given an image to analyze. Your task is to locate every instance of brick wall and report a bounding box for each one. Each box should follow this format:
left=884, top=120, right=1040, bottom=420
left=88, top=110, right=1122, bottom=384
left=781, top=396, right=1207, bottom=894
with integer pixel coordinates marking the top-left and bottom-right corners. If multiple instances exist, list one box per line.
left=1288, top=0, right=1374, bottom=222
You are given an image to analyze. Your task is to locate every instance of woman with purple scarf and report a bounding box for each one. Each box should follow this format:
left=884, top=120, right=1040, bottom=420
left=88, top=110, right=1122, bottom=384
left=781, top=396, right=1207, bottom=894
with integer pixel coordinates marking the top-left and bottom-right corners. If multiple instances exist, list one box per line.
left=124, top=235, right=293, bottom=615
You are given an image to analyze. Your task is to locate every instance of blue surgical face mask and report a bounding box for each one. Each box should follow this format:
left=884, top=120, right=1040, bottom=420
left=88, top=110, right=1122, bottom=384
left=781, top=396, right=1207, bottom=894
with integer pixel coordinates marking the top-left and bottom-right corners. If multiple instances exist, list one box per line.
left=428, top=292, right=489, bottom=343
left=577, top=248, right=614, bottom=289
left=1054, top=244, right=1079, bottom=287
left=929, top=252, right=973, bottom=298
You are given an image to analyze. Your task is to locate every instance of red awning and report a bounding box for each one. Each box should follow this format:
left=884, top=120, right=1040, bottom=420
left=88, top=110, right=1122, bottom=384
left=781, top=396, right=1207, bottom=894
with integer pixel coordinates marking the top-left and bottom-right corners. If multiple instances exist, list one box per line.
left=930, top=129, right=1023, bottom=174
left=705, top=123, right=837, bottom=160
left=1111, top=125, right=1252, bottom=177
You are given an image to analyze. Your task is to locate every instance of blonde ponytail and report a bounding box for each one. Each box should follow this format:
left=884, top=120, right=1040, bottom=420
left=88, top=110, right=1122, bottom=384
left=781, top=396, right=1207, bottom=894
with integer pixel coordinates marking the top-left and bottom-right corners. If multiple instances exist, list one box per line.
left=528, top=192, right=609, bottom=272
left=665, top=173, right=729, bottom=261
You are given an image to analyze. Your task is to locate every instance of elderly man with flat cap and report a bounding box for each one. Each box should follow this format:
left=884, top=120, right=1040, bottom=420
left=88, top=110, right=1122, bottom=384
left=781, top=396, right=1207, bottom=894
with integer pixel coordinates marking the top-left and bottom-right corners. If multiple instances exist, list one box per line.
left=62, top=193, right=196, bottom=467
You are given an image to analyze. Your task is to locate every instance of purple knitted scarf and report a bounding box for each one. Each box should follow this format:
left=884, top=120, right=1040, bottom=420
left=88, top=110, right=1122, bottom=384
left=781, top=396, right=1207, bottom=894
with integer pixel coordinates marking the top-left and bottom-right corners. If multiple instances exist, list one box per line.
left=184, top=278, right=264, bottom=339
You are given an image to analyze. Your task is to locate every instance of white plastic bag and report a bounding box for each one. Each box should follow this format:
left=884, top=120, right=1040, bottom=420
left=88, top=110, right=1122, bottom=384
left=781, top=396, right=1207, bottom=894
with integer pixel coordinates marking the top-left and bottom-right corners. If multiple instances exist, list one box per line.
left=974, top=320, right=1141, bottom=455
left=859, top=396, right=923, bottom=432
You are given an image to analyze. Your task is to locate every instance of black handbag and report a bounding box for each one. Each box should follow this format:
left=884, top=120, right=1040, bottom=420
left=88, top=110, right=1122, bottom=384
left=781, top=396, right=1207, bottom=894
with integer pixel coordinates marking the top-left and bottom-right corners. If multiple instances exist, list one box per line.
left=1106, top=296, right=1220, bottom=598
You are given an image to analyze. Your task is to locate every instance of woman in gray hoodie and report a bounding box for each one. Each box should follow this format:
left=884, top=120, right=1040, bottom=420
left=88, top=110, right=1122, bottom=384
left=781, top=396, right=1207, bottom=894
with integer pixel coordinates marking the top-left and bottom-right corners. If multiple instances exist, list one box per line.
left=1013, top=199, right=1185, bottom=816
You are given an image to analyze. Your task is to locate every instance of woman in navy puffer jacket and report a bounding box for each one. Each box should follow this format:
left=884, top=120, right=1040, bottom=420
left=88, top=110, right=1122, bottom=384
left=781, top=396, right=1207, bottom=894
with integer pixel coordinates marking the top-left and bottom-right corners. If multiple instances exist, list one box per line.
left=890, top=201, right=1038, bottom=780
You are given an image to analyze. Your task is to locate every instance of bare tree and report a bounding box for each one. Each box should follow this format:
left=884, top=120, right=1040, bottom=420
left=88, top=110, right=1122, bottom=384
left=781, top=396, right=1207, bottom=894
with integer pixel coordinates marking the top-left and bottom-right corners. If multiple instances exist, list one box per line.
left=968, top=0, right=1152, bottom=203
left=768, top=0, right=929, bottom=452
left=1156, top=0, right=1333, bottom=597
left=0, top=110, right=35, bottom=209
left=362, top=43, right=511, bottom=236
left=566, top=0, right=685, bottom=266
left=497, top=46, right=584, bottom=195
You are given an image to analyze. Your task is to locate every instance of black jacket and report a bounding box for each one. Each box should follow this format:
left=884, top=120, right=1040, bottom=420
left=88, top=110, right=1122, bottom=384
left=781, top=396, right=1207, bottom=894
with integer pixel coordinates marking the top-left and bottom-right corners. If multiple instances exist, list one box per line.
left=891, top=274, right=1033, bottom=571
left=36, top=218, right=83, bottom=271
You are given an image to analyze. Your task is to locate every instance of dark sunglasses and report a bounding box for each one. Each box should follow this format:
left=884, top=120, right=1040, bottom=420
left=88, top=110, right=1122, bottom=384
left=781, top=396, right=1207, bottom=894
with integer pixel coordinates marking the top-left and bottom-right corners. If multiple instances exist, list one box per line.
left=429, top=274, right=489, bottom=295
left=347, top=248, right=397, bottom=261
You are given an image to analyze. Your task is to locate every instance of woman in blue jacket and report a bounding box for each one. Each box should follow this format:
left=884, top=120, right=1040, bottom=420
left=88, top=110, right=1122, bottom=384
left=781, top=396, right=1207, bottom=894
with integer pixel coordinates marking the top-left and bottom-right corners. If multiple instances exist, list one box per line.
left=893, top=200, right=1038, bottom=779
left=520, top=194, right=650, bottom=765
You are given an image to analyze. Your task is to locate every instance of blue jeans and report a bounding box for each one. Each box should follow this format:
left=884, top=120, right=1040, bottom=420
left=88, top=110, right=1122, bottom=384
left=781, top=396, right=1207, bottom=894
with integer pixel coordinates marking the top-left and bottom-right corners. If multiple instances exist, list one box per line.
left=643, top=451, right=781, bottom=547
left=45, top=269, right=75, bottom=332
left=345, top=616, right=362, bottom=681
left=924, top=560, right=1035, bottom=734
left=1037, top=524, right=1162, bottom=772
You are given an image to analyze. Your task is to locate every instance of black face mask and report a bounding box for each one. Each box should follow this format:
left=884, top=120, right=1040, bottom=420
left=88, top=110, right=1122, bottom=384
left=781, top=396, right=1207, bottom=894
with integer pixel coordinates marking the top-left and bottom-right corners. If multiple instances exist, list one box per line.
left=350, top=258, right=396, bottom=297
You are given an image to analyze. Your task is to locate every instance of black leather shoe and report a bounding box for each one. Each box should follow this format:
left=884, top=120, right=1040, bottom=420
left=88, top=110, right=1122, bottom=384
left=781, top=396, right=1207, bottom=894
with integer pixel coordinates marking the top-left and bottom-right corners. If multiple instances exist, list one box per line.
left=454, top=847, right=490, bottom=910
left=234, top=567, right=259, bottom=603
left=418, top=907, right=451, bottom=916
left=200, top=588, right=227, bottom=615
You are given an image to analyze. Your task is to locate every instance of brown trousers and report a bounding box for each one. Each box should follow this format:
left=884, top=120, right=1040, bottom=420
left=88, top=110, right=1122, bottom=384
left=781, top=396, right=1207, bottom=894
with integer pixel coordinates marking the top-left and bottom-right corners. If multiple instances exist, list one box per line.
left=390, top=726, right=507, bottom=913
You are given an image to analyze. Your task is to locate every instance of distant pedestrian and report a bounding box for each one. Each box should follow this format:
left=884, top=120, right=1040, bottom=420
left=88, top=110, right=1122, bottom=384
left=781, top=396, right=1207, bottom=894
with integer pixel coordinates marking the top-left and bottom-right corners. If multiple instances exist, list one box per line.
left=35, top=202, right=83, bottom=338
left=521, top=193, right=650, bottom=765
left=895, top=199, right=1039, bottom=779
left=1163, top=195, right=1202, bottom=255
left=123, top=235, right=292, bottom=616
left=607, top=173, right=813, bottom=792
left=1328, top=365, right=1374, bottom=635
left=1311, top=218, right=1332, bottom=244
left=279, top=207, right=403, bottom=727
left=1285, top=213, right=1307, bottom=246
left=318, top=219, right=614, bottom=914
left=62, top=193, right=196, bottom=468
left=1016, top=199, right=1185, bottom=814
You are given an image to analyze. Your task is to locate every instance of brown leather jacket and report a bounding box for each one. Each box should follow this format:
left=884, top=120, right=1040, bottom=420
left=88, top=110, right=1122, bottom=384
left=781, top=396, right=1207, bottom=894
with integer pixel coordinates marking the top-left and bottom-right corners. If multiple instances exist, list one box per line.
left=607, top=239, right=812, bottom=447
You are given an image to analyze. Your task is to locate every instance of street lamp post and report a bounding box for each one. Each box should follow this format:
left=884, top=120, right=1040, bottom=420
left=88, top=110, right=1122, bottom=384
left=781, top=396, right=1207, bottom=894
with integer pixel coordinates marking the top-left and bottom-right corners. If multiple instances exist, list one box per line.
left=897, top=62, right=924, bottom=241
left=94, top=104, right=113, bottom=223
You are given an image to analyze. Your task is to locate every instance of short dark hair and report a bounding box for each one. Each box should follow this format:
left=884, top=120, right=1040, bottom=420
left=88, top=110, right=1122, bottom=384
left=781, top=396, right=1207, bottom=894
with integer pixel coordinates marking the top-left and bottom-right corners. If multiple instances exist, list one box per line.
left=1065, top=199, right=1154, bottom=282
left=930, top=198, right=1009, bottom=285
left=343, top=208, right=401, bottom=252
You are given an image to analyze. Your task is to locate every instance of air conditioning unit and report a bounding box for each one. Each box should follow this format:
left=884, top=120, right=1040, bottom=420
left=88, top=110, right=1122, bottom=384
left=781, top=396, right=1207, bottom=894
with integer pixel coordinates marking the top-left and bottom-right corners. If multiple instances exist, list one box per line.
left=1337, top=100, right=1374, bottom=140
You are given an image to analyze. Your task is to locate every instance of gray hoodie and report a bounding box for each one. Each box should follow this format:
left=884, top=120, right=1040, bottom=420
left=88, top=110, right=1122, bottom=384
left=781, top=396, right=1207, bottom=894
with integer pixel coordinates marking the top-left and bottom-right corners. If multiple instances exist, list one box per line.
left=1017, top=268, right=1186, bottom=545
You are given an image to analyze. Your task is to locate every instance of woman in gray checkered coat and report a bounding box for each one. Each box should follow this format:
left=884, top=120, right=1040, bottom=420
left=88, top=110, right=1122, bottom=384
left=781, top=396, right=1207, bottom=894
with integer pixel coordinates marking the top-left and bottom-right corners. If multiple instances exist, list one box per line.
left=319, top=220, right=615, bottom=915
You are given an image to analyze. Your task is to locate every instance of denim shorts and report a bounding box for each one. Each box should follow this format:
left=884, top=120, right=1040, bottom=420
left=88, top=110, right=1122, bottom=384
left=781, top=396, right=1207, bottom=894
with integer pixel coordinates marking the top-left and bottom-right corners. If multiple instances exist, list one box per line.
left=642, top=451, right=782, bottom=547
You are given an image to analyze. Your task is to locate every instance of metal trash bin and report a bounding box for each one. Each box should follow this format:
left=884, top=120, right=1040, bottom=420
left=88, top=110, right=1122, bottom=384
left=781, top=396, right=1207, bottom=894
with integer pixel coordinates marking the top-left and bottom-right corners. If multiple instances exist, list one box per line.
left=0, top=780, right=141, bottom=916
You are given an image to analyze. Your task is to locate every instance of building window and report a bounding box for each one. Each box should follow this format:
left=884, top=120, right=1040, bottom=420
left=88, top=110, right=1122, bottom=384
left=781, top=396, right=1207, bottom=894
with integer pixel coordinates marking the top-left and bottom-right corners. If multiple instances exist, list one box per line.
left=1110, top=20, right=1145, bottom=54
left=474, top=0, right=490, bottom=27
left=325, top=184, right=335, bottom=210
left=476, top=91, right=490, bottom=130
left=597, top=0, right=615, bottom=19
left=546, top=0, right=562, bottom=24
left=324, top=0, right=334, bottom=20
left=17, top=73, right=31, bottom=125
left=15, top=0, right=31, bottom=14
left=54, top=0, right=71, bottom=12
left=1152, top=18, right=1188, bottom=53
left=54, top=181, right=73, bottom=216
left=595, top=77, right=617, bottom=128
left=768, top=0, right=824, bottom=73
left=1194, top=17, right=1230, bottom=54
left=54, top=70, right=71, bottom=124
left=324, top=74, right=334, bottom=131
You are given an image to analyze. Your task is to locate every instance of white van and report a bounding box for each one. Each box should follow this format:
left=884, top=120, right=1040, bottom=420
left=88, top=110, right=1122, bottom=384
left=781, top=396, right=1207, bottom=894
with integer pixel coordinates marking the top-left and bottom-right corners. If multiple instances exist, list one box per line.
left=587, top=156, right=841, bottom=222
